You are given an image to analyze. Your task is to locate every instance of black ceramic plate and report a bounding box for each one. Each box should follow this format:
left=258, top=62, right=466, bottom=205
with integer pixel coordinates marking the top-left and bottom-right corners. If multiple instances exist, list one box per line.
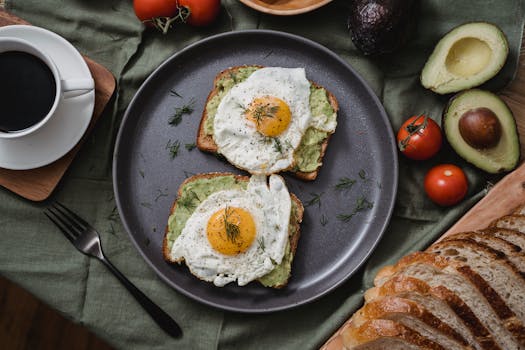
left=113, top=30, right=398, bottom=313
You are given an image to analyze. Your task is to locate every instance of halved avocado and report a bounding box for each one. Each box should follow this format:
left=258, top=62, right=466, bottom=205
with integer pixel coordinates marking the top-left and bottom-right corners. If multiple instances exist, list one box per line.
left=421, top=22, right=509, bottom=94
left=443, top=89, right=520, bottom=173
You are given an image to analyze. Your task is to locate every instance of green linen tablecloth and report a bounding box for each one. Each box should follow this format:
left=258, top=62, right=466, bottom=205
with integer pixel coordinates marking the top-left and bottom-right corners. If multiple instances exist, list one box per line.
left=1, top=0, right=524, bottom=349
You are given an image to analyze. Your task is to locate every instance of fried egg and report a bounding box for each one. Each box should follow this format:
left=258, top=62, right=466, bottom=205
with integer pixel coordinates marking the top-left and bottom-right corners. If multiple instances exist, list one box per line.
left=213, top=67, right=316, bottom=175
left=170, top=174, right=291, bottom=287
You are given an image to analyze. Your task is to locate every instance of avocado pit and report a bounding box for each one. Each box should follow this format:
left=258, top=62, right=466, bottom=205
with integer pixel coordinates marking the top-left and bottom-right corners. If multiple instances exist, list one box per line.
left=458, top=107, right=502, bottom=149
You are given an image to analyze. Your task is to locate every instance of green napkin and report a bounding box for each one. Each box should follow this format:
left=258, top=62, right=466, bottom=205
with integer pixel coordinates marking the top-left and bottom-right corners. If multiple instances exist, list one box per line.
left=2, top=0, right=524, bottom=349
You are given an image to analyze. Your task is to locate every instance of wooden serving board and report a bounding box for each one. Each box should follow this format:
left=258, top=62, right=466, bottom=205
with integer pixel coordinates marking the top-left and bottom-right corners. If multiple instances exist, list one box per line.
left=0, top=10, right=115, bottom=201
left=321, top=35, right=525, bottom=350
left=239, top=0, right=333, bottom=15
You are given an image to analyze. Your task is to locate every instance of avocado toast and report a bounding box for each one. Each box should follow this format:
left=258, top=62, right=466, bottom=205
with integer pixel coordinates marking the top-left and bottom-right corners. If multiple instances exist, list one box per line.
left=163, top=172, right=304, bottom=288
left=196, top=65, right=339, bottom=181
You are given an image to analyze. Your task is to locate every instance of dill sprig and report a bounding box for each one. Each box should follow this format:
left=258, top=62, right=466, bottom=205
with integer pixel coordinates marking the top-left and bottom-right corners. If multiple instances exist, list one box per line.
left=223, top=206, right=240, bottom=243
left=305, top=192, right=324, bottom=208
left=178, top=190, right=199, bottom=210
left=335, top=177, right=356, bottom=191
left=169, top=98, right=195, bottom=126
left=185, top=142, right=196, bottom=151
left=337, top=196, right=374, bottom=222
left=166, top=139, right=180, bottom=159
left=359, top=169, right=367, bottom=180
left=273, top=138, right=283, bottom=154
left=320, top=214, right=328, bottom=227
left=155, top=188, right=169, bottom=202
left=107, top=206, right=119, bottom=222
left=169, top=89, right=182, bottom=98
left=140, top=202, right=152, bottom=209
left=257, top=236, right=266, bottom=252
left=252, top=104, right=279, bottom=126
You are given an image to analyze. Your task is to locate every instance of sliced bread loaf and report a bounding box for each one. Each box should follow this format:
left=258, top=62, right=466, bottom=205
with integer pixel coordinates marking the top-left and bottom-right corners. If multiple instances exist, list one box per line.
left=365, top=275, right=499, bottom=350
left=374, top=252, right=523, bottom=349
left=349, top=295, right=472, bottom=349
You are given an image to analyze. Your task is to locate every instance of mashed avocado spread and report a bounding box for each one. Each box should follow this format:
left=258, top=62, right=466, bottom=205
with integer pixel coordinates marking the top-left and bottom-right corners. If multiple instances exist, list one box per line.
left=204, top=67, right=334, bottom=173
left=166, top=175, right=297, bottom=287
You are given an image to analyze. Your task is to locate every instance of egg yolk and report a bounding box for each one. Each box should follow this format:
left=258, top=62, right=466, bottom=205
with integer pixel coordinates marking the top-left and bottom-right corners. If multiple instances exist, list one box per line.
left=206, top=206, right=256, bottom=255
left=245, top=96, right=291, bottom=137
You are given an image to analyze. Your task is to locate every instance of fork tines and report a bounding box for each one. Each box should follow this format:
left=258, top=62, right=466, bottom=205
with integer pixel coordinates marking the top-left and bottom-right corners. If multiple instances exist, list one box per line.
left=44, top=202, right=88, bottom=243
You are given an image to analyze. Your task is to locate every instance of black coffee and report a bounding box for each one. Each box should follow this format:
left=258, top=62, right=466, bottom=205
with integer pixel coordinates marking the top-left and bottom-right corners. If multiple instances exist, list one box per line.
left=0, top=51, right=56, bottom=132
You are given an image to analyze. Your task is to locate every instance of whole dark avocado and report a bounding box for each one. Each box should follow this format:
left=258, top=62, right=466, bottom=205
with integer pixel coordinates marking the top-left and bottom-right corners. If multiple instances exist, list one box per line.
left=348, top=0, right=418, bottom=55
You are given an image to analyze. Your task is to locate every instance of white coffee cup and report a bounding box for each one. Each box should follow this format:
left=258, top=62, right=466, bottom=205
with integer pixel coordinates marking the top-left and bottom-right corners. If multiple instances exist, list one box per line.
left=0, top=37, right=94, bottom=139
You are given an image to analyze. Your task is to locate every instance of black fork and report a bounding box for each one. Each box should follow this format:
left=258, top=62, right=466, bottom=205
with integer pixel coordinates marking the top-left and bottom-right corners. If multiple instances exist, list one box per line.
left=44, top=201, right=182, bottom=338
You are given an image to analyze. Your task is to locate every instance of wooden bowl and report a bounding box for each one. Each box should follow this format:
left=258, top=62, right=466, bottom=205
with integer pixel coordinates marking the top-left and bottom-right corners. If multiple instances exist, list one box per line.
left=239, top=0, right=333, bottom=15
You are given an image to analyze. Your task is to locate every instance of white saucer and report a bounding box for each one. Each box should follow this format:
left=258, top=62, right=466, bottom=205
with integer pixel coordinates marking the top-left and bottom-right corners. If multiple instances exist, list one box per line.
left=0, top=25, right=95, bottom=170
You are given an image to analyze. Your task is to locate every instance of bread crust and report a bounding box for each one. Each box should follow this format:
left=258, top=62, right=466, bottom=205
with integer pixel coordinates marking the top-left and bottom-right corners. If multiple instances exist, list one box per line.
left=196, top=65, right=339, bottom=181
left=351, top=296, right=470, bottom=347
left=342, top=319, right=445, bottom=350
left=366, top=275, right=499, bottom=350
left=162, top=172, right=304, bottom=289
left=377, top=251, right=525, bottom=345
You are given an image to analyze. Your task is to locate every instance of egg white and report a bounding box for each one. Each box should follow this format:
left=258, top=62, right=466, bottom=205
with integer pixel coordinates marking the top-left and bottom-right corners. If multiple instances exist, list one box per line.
left=213, top=67, right=313, bottom=175
left=170, top=174, right=291, bottom=287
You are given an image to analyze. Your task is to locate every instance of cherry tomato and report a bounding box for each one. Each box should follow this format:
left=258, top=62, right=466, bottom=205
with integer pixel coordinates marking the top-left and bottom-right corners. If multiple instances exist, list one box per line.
left=397, top=114, right=442, bottom=160
left=179, top=0, right=221, bottom=26
left=424, top=164, right=468, bottom=206
left=133, top=0, right=178, bottom=23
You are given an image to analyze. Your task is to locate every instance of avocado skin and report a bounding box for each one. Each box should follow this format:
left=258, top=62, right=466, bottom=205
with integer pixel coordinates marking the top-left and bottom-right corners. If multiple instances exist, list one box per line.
left=443, top=89, right=520, bottom=174
left=348, top=0, right=418, bottom=55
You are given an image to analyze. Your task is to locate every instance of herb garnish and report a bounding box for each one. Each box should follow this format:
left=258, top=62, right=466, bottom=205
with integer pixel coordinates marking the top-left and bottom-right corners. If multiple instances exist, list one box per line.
left=140, top=202, right=152, bottom=209
left=169, top=89, right=182, bottom=98
left=257, top=236, right=266, bottom=252
left=178, top=190, right=200, bottom=211
left=228, top=71, right=238, bottom=84
left=337, top=196, right=374, bottom=222
left=166, top=139, right=180, bottom=159
left=155, top=188, right=169, bottom=202
left=320, top=214, right=328, bottom=226
left=223, top=206, right=240, bottom=243
left=107, top=206, right=119, bottom=222
left=252, top=104, right=279, bottom=126
left=169, top=98, right=195, bottom=126
left=139, top=170, right=145, bottom=179
left=185, top=142, right=196, bottom=151
left=359, top=169, right=367, bottom=180
left=305, top=192, right=324, bottom=208
left=273, top=138, right=283, bottom=154
left=183, top=170, right=196, bottom=178
left=335, top=177, right=356, bottom=191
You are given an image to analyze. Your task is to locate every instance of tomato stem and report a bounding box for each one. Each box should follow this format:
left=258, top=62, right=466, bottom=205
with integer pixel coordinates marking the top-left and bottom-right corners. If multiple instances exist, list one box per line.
left=143, top=5, right=191, bottom=34
left=398, top=114, right=428, bottom=151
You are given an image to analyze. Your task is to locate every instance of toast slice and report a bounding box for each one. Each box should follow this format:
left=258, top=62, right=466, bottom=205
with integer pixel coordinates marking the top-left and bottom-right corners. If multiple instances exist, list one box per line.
left=196, top=65, right=339, bottom=181
left=162, top=172, right=304, bottom=289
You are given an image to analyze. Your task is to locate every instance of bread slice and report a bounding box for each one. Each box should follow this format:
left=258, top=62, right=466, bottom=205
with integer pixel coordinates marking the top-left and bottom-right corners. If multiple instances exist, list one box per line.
left=490, top=214, right=525, bottom=233
left=365, top=275, right=498, bottom=350
left=478, top=227, right=525, bottom=251
left=374, top=252, right=524, bottom=349
left=444, top=232, right=525, bottom=275
left=341, top=319, right=445, bottom=350
left=428, top=239, right=525, bottom=325
left=196, top=65, right=339, bottom=181
left=162, top=172, right=304, bottom=289
left=348, top=295, right=471, bottom=349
